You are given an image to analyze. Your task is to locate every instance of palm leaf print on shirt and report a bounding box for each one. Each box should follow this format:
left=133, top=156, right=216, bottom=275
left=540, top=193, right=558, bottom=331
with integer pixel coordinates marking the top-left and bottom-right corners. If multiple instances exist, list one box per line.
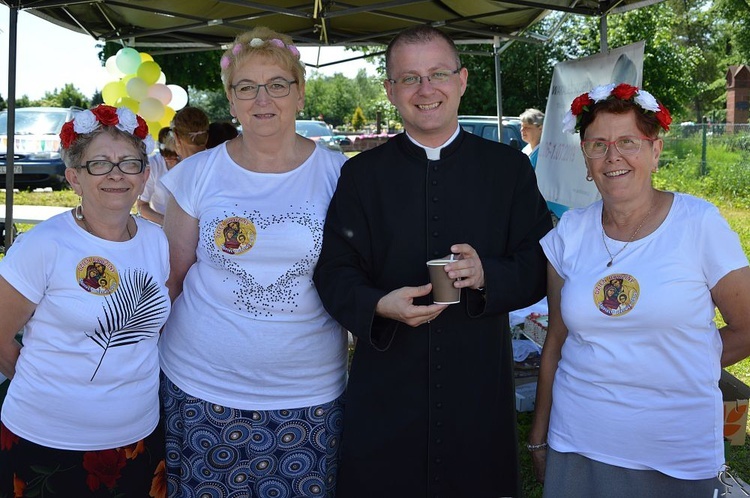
left=86, top=269, right=168, bottom=381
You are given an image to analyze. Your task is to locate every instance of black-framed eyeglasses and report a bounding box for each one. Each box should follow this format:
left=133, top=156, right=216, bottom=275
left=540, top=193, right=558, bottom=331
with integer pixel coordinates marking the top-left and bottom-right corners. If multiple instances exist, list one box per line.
left=581, top=136, right=657, bottom=159
left=76, top=159, right=145, bottom=176
left=387, top=68, right=461, bottom=86
left=231, top=79, right=298, bottom=100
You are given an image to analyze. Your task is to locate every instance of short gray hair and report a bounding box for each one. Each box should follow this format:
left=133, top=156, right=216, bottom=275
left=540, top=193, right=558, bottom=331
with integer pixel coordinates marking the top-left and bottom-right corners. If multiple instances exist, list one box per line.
left=519, top=108, right=544, bottom=126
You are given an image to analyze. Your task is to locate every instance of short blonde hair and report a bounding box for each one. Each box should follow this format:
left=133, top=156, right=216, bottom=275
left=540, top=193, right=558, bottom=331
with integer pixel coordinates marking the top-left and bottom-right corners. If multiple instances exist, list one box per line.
left=220, top=26, right=306, bottom=93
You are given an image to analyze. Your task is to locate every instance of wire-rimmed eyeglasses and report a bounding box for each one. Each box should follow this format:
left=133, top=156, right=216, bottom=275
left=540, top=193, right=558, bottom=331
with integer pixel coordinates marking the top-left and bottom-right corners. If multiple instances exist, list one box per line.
left=581, top=136, right=657, bottom=159
left=75, top=159, right=145, bottom=176
left=231, top=79, right=298, bottom=100
left=387, top=68, right=461, bottom=86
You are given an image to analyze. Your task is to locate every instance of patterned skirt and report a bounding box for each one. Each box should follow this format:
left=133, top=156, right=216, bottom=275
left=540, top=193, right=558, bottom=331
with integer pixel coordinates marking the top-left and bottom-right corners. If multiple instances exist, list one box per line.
left=0, top=421, right=166, bottom=497
left=161, top=376, right=343, bottom=498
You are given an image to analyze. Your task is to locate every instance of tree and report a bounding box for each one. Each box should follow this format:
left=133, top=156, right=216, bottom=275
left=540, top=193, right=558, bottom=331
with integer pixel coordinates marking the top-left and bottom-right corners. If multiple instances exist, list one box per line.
left=0, top=94, right=5, bottom=111
left=602, top=2, right=702, bottom=119
left=58, top=83, right=90, bottom=108
left=351, top=106, right=367, bottom=130
left=302, top=73, right=360, bottom=127
left=188, top=88, right=233, bottom=121
left=15, top=95, right=33, bottom=108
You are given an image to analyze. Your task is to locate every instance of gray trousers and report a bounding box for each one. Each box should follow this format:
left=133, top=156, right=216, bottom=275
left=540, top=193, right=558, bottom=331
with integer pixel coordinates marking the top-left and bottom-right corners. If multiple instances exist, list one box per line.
left=543, top=448, right=725, bottom=498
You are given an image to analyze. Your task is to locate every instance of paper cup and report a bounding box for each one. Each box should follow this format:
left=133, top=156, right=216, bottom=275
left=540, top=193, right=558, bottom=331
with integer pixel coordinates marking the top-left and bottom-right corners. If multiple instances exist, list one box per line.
left=426, top=259, right=460, bottom=304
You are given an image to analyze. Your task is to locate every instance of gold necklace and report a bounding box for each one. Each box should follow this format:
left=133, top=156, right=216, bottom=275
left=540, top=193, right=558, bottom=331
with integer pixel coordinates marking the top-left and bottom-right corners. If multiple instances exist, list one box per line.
left=601, top=202, right=654, bottom=268
left=79, top=209, right=133, bottom=241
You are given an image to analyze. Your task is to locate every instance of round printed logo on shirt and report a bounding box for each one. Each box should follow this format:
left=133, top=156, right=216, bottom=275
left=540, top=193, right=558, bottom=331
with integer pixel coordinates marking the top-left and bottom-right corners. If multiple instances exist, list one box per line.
left=214, top=217, right=257, bottom=255
left=593, top=273, right=640, bottom=317
left=76, top=256, right=120, bottom=295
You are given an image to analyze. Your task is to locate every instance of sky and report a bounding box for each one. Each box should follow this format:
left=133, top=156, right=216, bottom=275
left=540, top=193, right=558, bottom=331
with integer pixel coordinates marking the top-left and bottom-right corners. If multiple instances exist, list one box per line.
left=0, top=6, right=378, bottom=101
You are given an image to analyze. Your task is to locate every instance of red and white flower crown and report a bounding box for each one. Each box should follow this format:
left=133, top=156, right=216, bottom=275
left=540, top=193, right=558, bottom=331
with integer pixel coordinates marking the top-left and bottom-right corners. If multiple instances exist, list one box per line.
left=562, top=83, right=672, bottom=134
left=60, top=104, right=155, bottom=154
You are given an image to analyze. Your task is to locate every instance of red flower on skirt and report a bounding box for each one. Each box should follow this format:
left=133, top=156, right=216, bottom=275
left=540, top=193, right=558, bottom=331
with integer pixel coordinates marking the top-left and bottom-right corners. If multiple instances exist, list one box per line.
left=83, top=448, right=127, bottom=491
left=13, top=473, right=25, bottom=498
left=149, top=460, right=167, bottom=498
left=0, top=423, right=20, bottom=450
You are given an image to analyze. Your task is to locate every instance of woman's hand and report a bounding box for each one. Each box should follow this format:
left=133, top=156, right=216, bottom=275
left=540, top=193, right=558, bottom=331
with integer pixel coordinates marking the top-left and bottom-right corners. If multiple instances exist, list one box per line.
left=530, top=446, right=547, bottom=483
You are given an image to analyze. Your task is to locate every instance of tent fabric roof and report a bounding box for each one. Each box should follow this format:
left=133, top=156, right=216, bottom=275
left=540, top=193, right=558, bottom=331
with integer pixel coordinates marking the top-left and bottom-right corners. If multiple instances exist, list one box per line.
left=3, top=0, right=661, bottom=53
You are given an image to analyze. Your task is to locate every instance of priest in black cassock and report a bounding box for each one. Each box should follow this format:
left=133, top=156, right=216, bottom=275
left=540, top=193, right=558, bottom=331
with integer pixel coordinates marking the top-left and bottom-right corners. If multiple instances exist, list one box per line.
left=314, top=25, right=552, bottom=498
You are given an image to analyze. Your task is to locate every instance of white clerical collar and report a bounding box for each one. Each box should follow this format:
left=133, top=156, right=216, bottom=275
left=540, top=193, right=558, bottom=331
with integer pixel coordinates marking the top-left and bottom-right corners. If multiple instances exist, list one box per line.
left=405, top=125, right=461, bottom=160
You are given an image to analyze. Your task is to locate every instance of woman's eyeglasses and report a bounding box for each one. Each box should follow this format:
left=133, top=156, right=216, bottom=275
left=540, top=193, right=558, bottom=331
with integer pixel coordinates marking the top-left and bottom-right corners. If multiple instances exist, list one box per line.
left=76, top=159, right=145, bottom=176
left=231, top=79, right=298, bottom=100
left=581, top=136, right=657, bottom=159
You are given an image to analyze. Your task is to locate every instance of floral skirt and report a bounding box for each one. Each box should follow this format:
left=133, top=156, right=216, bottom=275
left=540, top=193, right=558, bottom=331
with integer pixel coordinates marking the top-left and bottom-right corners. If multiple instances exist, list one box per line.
left=162, top=375, right=344, bottom=498
left=0, top=421, right=166, bottom=498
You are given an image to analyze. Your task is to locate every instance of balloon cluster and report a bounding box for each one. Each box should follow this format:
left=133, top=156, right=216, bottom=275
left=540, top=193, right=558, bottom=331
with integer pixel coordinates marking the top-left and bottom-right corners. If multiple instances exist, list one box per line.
left=102, top=48, right=189, bottom=139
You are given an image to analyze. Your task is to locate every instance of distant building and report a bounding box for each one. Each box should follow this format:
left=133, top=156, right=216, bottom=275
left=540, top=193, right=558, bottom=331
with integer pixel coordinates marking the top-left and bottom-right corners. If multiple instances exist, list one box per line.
left=726, top=65, right=750, bottom=133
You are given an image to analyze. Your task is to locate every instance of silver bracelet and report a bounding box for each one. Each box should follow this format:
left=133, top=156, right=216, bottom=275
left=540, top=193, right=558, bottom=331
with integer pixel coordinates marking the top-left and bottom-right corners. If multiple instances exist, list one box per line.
left=527, top=442, right=548, bottom=452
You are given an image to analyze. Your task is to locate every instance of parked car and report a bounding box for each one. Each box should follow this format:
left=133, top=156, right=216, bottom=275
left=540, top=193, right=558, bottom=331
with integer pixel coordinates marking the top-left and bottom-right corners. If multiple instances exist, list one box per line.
left=295, top=120, right=351, bottom=152
left=458, top=115, right=526, bottom=150
left=0, top=106, right=82, bottom=190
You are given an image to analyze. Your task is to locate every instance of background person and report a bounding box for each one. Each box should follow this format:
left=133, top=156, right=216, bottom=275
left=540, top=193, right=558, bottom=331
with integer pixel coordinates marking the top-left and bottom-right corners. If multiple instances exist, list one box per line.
left=0, top=105, right=170, bottom=497
left=137, top=126, right=180, bottom=225
left=206, top=120, right=240, bottom=148
left=170, top=106, right=209, bottom=159
left=159, top=26, right=348, bottom=497
left=529, top=83, right=750, bottom=497
left=313, top=25, right=551, bottom=497
left=520, top=107, right=544, bottom=169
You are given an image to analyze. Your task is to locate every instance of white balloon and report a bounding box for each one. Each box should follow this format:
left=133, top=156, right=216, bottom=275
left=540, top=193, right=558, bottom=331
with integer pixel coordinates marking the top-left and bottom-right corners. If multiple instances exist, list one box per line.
left=167, top=84, right=189, bottom=110
left=157, top=72, right=167, bottom=85
left=105, top=56, right=125, bottom=78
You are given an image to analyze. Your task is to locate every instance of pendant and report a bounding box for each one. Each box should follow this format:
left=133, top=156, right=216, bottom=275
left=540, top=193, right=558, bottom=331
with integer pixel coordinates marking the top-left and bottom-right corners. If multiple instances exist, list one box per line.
left=607, top=260, right=613, bottom=267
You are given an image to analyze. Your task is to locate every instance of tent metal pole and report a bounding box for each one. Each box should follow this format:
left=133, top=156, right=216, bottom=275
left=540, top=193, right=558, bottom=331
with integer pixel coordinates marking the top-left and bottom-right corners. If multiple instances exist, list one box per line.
left=493, top=36, right=503, bottom=133
left=600, top=14, right=608, bottom=53
left=4, top=5, right=18, bottom=251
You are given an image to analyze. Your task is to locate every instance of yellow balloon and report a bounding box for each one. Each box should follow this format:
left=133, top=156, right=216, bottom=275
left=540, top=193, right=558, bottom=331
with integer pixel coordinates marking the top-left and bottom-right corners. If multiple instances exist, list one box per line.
left=102, top=81, right=126, bottom=105
left=137, top=61, right=161, bottom=85
left=159, top=106, right=176, bottom=129
left=140, top=52, right=154, bottom=62
left=116, top=97, right=140, bottom=113
left=146, top=120, right=161, bottom=139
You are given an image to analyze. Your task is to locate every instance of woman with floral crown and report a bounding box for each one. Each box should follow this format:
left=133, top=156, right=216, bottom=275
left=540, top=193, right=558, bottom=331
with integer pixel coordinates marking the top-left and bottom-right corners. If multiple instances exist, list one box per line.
left=158, top=26, right=348, bottom=496
left=527, top=83, right=750, bottom=497
left=0, top=105, right=170, bottom=497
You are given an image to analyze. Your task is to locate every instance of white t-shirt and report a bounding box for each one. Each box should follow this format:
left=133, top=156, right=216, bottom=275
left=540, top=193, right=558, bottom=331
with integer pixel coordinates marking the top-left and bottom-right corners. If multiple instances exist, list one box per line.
left=0, top=213, right=171, bottom=450
left=140, top=151, right=170, bottom=215
left=160, top=143, right=348, bottom=410
left=540, top=193, right=749, bottom=479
